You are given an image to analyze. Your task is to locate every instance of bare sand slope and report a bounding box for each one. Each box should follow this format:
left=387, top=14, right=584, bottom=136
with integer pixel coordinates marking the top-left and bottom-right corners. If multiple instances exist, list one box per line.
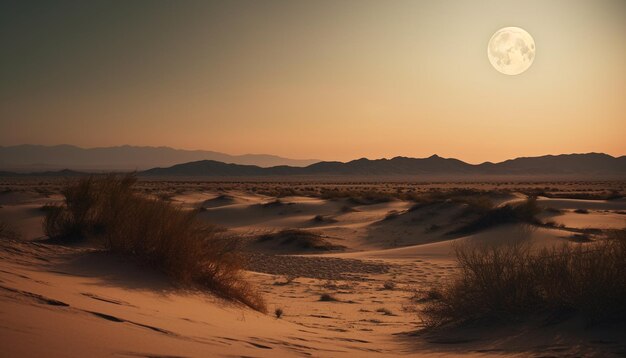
left=4, top=237, right=623, bottom=358
left=332, top=224, right=572, bottom=261
left=0, top=239, right=410, bottom=357
left=537, top=197, right=626, bottom=211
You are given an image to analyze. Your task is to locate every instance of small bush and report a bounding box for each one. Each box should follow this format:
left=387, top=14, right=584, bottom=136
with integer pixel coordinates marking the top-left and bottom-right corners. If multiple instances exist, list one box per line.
left=410, top=288, right=443, bottom=303
left=421, top=229, right=626, bottom=327
left=319, top=293, right=339, bottom=302
left=44, top=174, right=266, bottom=312
left=275, top=307, right=284, bottom=319
left=383, top=281, right=396, bottom=290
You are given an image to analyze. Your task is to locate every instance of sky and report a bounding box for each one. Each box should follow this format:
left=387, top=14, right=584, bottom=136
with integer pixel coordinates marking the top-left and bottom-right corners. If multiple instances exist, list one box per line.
left=1, top=0, right=624, bottom=164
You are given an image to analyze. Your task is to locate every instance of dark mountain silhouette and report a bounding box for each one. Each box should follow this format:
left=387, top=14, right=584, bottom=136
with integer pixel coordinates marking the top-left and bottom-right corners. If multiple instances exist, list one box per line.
left=1, top=152, right=623, bottom=179
left=0, top=144, right=319, bottom=171
left=140, top=153, right=626, bottom=179
left=477, top=153, right=623, bottom=175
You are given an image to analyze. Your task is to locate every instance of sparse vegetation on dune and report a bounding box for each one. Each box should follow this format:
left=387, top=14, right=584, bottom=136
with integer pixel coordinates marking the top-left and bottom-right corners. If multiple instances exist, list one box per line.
left=521, top=189, right=624, bottom=201
left=320, top=189, right=398, bottom=205
left=4, top=178, right=623, bottom=206
left=450, top=197, right=540, bottom=235
left=408, top=189, right=495, bottom=216
left=256, top=229, right=345, bottom=251
left=43, top=174, right=266, bottom=312
left=421, top=229, right=626, bottom=327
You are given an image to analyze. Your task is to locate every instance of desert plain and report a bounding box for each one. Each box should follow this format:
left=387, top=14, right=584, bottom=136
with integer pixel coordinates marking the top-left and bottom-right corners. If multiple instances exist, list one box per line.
left=0, top=179, right=625, bottom=357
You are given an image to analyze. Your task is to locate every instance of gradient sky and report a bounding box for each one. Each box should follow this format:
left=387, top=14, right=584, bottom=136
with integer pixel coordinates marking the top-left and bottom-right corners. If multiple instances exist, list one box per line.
left=1, top=0, right=624, bottom=163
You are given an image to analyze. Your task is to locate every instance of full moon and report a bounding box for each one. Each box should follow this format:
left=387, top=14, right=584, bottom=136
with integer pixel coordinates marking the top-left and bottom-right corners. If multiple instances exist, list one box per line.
left=488, top=27, right=535, bottom=75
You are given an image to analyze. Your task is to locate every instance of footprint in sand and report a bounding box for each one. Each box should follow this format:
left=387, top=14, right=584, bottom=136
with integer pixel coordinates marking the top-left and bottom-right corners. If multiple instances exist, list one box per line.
left=81, top=292, right=134, bottom=307
left=85, top=310, right=175, bottom=336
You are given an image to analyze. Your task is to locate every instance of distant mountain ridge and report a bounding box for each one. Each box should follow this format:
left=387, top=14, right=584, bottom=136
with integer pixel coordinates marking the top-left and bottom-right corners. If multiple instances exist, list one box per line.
left=0, top=144, right=319, bottom=171
left=140, top=153, right=626, bottom=179
left=1, top=150, right=624, bottom=180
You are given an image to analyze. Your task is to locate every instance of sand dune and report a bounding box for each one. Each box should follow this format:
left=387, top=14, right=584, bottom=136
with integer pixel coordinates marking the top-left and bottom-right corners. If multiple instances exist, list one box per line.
left=537, top=197, right=626, bottom=211
left=1, top=187, right=625, bottom=357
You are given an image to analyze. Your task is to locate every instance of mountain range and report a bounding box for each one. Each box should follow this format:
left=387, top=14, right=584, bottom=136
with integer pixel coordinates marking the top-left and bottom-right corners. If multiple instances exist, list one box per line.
left=0, top=145, right=319, bottom=171
left=140, top=153, right=626, bottom=180
left=0, top=146, right=624, bottom=180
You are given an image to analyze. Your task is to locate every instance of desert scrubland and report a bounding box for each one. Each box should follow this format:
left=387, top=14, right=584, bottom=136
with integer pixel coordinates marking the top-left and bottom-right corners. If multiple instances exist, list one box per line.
left=0, top=177, right=625, bottom=357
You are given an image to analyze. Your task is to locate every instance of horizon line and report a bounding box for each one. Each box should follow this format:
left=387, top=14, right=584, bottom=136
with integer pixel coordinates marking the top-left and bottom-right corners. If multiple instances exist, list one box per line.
left=1, top=143, right=624, bottom=166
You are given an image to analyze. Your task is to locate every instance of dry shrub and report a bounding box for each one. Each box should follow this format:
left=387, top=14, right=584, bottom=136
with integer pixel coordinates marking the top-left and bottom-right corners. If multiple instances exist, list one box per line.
left=409, top=190, right=494, bottom=213
left=319, top=293, right=339, bottom=302
left=44, top=174, right=266, bottom=312
left=421, top=230, right=626, bottom=327
left=320, top=189, right=395, bottom=205
left=274, top=307, right=284, bottom=318
left=43, top=175, right=137, bottom=240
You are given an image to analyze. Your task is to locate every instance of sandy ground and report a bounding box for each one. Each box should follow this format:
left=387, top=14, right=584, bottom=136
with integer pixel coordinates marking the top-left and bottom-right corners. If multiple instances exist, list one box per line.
left=0, top=187, right=625, bottom=357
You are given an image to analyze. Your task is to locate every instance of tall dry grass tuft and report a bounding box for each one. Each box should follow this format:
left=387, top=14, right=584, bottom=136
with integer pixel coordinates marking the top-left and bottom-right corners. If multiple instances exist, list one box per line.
left=421, top=229, right=626, bottom=327
left=44, top=174, right=266, bottom=312
left=43, top=174, right=137, bottom=240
